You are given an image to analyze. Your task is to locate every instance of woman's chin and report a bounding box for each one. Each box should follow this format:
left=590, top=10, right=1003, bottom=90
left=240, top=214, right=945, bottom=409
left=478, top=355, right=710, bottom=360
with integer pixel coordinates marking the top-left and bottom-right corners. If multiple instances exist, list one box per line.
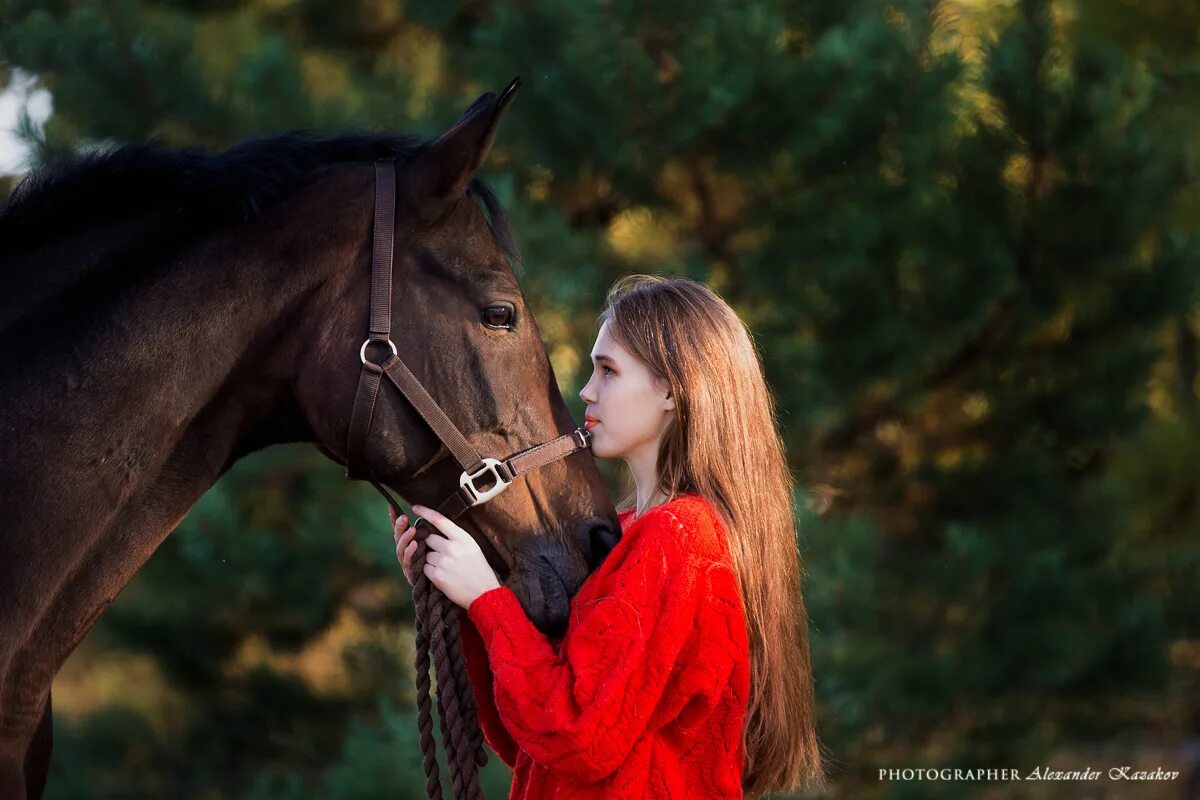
left=587, top=429, right=615, bottom=459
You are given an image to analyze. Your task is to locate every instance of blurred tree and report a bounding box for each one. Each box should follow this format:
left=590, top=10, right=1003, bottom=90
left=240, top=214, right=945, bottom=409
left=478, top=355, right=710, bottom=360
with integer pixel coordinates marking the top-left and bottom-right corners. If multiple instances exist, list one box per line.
left=3, top=0, right=1199, bottom=797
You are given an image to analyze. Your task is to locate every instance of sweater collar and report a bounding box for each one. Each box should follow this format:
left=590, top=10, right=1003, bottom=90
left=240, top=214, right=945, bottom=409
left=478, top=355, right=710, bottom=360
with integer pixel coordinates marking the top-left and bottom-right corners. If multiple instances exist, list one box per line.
left=617, top=492, right=701, bottom=527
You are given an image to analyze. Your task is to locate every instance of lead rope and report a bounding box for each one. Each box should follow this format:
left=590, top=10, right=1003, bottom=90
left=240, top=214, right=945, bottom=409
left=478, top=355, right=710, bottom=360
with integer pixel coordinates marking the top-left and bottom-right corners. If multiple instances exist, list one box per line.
left=393, top=505, right=488, bottom=799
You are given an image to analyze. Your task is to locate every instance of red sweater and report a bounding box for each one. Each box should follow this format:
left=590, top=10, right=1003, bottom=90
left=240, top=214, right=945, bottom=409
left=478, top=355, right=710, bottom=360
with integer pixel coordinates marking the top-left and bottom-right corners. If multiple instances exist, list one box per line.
left=458, top=492, right=751, bottom=799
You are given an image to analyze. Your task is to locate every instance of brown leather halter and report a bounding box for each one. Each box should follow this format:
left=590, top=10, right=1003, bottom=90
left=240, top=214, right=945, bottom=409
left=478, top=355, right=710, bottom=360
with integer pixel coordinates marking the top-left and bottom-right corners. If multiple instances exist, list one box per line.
left=345, top=159, right=592, bottom=525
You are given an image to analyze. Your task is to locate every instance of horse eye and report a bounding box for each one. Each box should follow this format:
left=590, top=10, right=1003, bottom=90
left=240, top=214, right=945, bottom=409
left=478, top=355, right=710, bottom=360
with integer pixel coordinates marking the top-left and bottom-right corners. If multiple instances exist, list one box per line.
left=482, top=306, right=514, bottom=329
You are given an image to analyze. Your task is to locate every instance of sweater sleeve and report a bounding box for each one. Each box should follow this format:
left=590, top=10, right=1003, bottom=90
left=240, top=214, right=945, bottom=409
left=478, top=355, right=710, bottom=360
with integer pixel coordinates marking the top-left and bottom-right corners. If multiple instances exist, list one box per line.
left=465, top=509, right=707, bottom=782
left=457, top=613, right=520, bottom=768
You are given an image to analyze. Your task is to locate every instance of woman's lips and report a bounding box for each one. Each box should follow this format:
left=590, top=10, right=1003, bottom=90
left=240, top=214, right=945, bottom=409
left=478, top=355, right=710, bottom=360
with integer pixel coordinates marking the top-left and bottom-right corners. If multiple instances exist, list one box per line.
left=584, top=419, right=599, bottom=430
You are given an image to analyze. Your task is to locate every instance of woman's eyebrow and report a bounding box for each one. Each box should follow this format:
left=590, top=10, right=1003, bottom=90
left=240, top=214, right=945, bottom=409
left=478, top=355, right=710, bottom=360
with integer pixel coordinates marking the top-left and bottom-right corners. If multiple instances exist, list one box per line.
left=591, top=353, right=615, bottom=364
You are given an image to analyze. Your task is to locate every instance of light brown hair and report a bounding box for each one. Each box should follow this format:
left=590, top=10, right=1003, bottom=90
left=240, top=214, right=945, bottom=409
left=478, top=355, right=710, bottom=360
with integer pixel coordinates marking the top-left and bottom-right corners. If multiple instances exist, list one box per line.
left=598, top=274, right=825, bottom=796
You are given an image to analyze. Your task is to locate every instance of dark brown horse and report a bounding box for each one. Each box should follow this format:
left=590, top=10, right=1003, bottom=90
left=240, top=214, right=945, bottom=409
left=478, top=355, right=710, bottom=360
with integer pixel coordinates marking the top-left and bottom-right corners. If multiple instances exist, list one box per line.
left=0, top=79, right=619, bottom=799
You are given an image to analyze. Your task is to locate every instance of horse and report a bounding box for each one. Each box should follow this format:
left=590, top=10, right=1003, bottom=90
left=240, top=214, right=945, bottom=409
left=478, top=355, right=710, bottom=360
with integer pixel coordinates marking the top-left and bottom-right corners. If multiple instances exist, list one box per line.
left=0, top=77, right=620, bottom=799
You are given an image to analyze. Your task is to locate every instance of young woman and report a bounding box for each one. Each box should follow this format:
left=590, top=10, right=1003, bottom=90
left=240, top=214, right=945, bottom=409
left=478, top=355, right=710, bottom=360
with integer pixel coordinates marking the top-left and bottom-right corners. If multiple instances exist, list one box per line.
left=394, top=274, right=824, bottom=798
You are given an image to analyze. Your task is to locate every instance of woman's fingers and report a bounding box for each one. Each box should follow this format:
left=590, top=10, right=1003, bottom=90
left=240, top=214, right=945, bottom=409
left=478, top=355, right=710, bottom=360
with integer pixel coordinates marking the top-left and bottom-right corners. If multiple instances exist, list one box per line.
left=393, top=508, right=456, bottom=587
left=395, top=521, right=439, bottom=585
left=410, top=505, right=460, bottom=541
left=401, top=541, right=416, bottom=581
left=394, top=519, right=419, bottom=583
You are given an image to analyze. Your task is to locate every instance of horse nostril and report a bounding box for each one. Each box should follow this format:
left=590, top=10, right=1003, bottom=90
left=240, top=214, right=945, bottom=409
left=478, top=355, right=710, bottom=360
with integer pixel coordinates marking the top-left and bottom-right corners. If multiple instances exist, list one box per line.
left=587, top=522, right=619, bottom=569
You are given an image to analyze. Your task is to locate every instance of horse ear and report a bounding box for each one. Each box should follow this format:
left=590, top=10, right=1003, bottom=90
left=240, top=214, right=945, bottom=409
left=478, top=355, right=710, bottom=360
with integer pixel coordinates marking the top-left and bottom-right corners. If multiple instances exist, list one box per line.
left=410, top=76, right=521, bottom=213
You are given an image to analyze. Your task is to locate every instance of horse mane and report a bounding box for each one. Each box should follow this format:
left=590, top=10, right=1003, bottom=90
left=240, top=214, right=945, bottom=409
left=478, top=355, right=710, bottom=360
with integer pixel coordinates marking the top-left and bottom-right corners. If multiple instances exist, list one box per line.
left=0, top=129, right=522, bottom=333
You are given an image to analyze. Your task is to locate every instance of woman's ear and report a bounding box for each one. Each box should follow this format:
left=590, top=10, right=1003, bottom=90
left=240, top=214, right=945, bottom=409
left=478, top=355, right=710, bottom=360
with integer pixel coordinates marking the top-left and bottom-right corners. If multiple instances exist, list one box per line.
left=653, top=373, right=676, bottom=411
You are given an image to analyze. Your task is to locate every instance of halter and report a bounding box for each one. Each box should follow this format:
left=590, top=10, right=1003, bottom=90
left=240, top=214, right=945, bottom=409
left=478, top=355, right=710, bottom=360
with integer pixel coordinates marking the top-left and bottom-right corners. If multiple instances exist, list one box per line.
left=344, top=159, right=592, bottom=524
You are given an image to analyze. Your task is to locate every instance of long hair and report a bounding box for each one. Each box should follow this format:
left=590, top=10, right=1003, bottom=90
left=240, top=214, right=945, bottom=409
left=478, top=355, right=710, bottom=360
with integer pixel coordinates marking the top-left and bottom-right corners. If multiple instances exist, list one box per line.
left=598, top=274, right=825, bottom=796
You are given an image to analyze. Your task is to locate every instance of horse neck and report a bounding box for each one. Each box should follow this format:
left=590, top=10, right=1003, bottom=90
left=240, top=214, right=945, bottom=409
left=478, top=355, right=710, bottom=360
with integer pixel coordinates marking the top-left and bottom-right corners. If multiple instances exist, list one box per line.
left=0, top=167, right=373, bottom=736
left=0, top=165, right=366, bottom=579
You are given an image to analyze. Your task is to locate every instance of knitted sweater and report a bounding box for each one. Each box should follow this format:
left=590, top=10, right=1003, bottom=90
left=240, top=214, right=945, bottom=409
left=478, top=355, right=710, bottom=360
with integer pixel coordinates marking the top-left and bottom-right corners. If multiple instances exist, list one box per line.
left=458, top=492, right=751, bottom=799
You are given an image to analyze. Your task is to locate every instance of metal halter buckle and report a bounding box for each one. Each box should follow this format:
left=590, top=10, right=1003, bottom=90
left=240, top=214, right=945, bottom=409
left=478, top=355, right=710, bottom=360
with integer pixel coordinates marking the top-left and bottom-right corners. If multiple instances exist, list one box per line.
left=459, top=457, right=512, bottom=506
left=574, top=427, right=592, bottom=448
left=360, top=337, right=398, bottom=365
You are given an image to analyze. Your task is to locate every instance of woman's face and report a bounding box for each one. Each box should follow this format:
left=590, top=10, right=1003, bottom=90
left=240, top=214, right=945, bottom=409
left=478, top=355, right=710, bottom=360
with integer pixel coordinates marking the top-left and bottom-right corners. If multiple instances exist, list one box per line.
left=578, top=320, right=675, bottom=460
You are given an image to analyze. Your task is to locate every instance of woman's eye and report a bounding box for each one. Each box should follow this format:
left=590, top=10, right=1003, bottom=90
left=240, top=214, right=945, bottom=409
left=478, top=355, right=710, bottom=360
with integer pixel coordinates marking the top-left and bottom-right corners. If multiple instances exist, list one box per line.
left=602, top=365, right=615, bottom=375
left=482, top=306, right=514, bottom=329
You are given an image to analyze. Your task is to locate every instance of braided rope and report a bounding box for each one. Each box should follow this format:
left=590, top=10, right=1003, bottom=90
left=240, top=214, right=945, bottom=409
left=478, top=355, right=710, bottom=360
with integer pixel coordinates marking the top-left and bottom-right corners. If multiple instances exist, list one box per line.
left=411, top=521, right=488, bottom=799
left=410, top=528, right=443, bottom=798
left=448, top=622, right=488, bottom=767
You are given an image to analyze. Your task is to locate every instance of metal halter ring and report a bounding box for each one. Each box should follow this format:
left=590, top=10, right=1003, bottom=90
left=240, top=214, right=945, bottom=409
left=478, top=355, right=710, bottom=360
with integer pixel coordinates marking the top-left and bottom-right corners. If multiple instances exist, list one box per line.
left=459, top=457, right=512, bottom=507
left=360, top=337, right=398, bottom=365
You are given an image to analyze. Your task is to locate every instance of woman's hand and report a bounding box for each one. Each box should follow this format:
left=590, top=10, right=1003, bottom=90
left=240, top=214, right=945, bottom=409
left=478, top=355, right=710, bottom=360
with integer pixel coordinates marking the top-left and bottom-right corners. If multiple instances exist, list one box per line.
left=393, top=504, right=502, bottom=609
left=393, top=510, right=419, bottom=586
